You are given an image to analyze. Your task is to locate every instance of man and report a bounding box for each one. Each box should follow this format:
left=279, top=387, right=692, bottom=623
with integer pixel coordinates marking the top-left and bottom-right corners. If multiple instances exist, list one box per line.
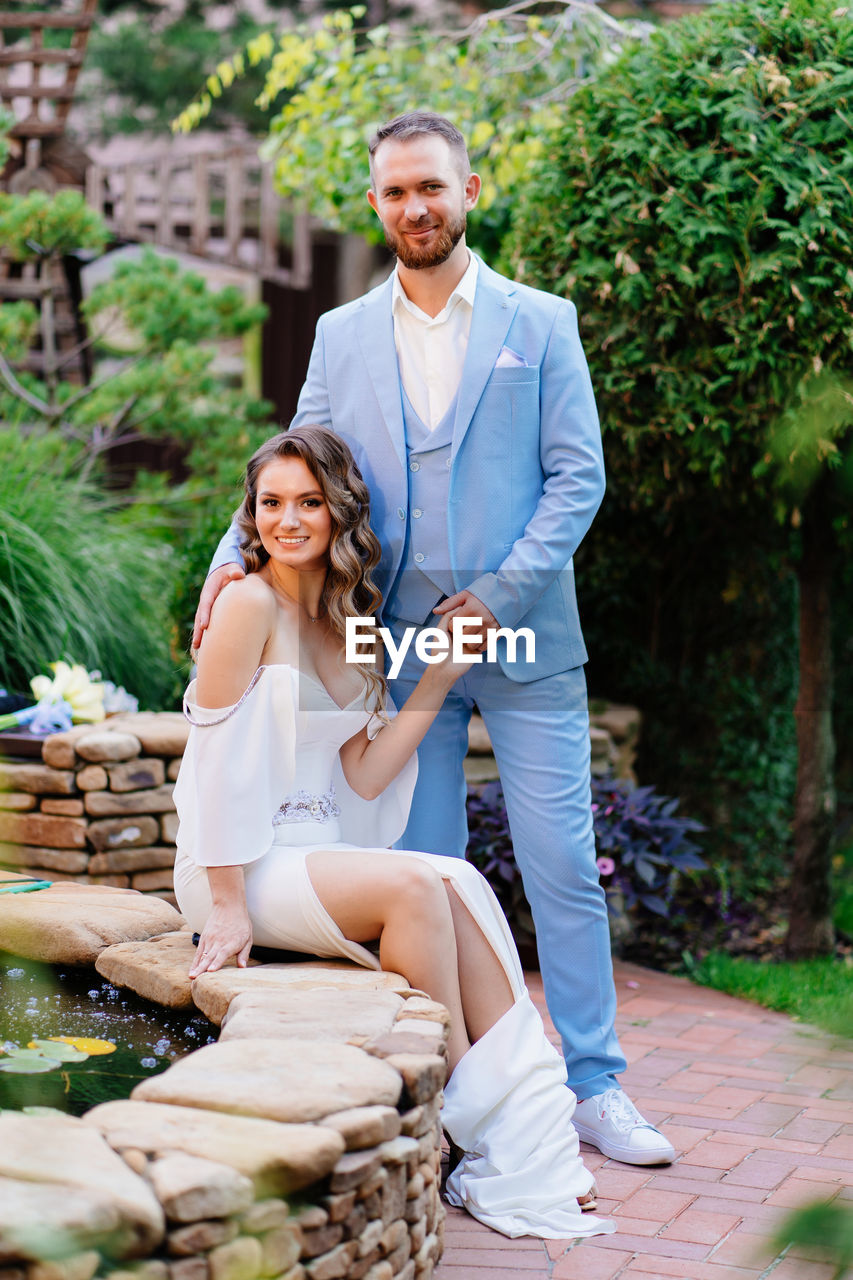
left=197, top=111, right=674, bottom=1165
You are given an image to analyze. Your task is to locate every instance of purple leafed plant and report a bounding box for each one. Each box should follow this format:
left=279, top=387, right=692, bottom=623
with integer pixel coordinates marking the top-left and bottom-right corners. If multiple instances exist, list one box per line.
left=466, top=777, right=706, bottom=950
left=591, top=778, right=706, bottom=917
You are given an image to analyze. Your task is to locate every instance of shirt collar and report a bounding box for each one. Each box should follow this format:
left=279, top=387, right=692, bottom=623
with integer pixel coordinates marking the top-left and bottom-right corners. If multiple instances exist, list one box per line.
left=392, top=252, right=479, bottom=322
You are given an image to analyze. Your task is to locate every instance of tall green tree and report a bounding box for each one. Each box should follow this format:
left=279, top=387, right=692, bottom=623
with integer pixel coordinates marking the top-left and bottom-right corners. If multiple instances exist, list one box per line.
left=508, top=0, right=853, bottom=956
left=173, top=1, right=642, bottom=242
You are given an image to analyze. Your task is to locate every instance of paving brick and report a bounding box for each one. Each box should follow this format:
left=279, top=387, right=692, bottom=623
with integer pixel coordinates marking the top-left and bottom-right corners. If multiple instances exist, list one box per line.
left=822, top=1134, right=853, bottom=1161
left=623, top=1259, right=763, bottom=1278
left=690, top=1060, right=788, bottom=1083
left=787, top=1163, right=850, bottom=1188
left=683, top=1140, right=754, bottom=1170
left=587, top=1234, right=708, bottom=1260
left=645, top=1174, right=765, bottom=1204
left=613, top=1189, right=695, bottom=1223
left=688, top=1199, right=789, bottom=1233
left=618, top=997, right=675, bottom=1019
left=432, top=1250, right=545, bottom=1269
left=659, top=1207, right=741, bottom=1244
left=699, top=1086, right=766, bottom=1113
left=721, top=1156, right=793, bottom=1190
left=594, top=1168, right=654, bottom=1200
left=707, top=1229, right=776, bottom=1268
left=765, top=1176, right=843, bottom=1208
left=739, top=1100, right=804, bottom=1129
left=666, top=1070, right=728, bottom=1094
left=661, top=1162, right=723, bottom=1183
left=551, top=1247, right=634, bottom=1278
left=435, top=1270, right=544, bottom=1279
left=592, top=1214, right=657, bottom=1237
left=765, top=1259, right=840, bottom=1280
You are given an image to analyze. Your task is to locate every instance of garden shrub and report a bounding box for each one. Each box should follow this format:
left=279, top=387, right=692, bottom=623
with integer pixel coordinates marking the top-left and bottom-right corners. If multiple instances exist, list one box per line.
left=467, top=776, right=705, bottom=963
left=505, top=0, right=853, bottom=935
left=0, top=430, right=179, bottom=708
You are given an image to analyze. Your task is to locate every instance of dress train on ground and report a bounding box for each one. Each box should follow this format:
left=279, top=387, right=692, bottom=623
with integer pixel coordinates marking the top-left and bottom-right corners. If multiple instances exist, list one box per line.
left=442, top=993, right=615, bottom=1239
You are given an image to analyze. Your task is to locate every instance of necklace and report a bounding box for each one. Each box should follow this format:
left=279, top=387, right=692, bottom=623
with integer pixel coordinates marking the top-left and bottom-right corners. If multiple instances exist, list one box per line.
left=270, top=578, right=325, bottom=622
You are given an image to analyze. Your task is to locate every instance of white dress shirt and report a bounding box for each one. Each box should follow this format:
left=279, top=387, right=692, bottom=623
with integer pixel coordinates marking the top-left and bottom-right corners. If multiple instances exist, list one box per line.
left=391, top=253, right=479, bottom=430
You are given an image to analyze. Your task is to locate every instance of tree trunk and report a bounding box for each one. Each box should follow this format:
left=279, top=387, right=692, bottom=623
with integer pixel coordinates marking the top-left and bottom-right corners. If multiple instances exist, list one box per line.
left=786, top=488, right=836, bottom=958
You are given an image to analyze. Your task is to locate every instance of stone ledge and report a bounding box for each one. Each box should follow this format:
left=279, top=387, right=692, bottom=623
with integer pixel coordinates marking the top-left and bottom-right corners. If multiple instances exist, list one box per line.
left=0, top=883, right=449, bottom=1280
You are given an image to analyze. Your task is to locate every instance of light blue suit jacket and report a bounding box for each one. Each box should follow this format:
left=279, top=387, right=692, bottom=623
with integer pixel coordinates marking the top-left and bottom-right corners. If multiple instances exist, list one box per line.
left=214, top=256, right=605, bottom=682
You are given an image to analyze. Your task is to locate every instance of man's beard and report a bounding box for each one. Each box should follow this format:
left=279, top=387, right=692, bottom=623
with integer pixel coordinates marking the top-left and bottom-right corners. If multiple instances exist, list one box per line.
left=384, top=210, right=467, bottom=270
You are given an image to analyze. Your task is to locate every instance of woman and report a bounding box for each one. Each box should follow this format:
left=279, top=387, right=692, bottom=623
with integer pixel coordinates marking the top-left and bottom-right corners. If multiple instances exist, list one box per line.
left=173, top=426, right=613, bottom=1242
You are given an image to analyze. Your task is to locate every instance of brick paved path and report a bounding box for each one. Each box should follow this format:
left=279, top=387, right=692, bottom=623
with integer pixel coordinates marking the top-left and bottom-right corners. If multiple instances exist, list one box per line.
left=435, top=960, right=853, bottom=1280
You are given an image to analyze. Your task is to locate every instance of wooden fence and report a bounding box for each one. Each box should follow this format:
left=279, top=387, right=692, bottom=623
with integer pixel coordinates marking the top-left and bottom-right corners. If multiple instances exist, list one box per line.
left=85, top=147, right=312, bottom=290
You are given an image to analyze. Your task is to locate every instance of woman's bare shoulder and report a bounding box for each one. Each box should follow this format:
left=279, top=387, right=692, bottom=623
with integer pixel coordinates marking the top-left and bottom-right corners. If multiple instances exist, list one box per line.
left=211, top=572, right=277, bottom=620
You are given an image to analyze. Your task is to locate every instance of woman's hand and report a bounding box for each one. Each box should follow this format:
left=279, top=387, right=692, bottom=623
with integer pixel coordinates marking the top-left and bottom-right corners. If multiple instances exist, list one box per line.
left=188, top=902, right=253, bottom=977
left=427, top=612, right=485, bottom=684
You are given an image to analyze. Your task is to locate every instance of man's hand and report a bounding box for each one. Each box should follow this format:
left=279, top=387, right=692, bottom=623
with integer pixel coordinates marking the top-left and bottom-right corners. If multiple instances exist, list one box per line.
left=192, top=563, right=245, bottom=652
left=434, top=590, right=498, bottom=652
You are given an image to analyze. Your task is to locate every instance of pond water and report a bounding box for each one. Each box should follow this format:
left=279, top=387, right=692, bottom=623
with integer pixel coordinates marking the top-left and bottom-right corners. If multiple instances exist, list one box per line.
left=0, top=952, right=217, bottom=1115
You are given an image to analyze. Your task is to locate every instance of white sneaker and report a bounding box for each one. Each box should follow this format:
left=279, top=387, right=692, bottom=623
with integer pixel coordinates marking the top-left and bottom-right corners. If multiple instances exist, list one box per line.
left=573, top=1088, right=676, bottom=1165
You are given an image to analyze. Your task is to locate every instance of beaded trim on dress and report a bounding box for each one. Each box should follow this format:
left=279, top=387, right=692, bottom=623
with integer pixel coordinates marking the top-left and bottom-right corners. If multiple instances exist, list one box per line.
left=272, top=785, right=341, bottom=826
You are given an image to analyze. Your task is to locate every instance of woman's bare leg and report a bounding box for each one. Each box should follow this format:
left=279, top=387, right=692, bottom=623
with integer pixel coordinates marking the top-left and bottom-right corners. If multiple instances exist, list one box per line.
left=444, top=882, right=514, bottom=1041
left=306, top=850, right=472, bottom=1067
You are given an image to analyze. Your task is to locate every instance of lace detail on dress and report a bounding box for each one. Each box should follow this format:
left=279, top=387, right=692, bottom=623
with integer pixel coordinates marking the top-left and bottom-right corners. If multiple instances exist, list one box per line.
left=273, top=785, right=341, bottom=827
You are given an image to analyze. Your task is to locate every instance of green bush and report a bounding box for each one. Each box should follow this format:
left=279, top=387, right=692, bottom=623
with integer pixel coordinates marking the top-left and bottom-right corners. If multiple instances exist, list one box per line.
left=0, top=430, right=179, bottom=709
left=577, top=501, right=799, bottom=896
left=506, top=0, right=853, bottom=928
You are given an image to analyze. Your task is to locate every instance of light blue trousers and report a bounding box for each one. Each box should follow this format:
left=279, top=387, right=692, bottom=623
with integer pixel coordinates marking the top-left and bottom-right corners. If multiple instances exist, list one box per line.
left=388, top=626, right=626, bottom=1100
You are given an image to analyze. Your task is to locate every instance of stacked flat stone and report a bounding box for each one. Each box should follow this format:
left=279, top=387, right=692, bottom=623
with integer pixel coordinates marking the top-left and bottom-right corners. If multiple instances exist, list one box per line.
left=0, top=884, right=448, bottom=1280
left=0, top=713, right=188, bottom=901
left=0, top=703, right=639, bottom=892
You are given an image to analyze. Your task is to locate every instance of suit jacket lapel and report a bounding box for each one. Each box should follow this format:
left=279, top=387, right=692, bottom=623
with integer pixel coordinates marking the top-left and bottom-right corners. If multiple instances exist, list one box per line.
left=452, top=259, right=518, bottom=458
left=355, top=277, right=407, bottom=474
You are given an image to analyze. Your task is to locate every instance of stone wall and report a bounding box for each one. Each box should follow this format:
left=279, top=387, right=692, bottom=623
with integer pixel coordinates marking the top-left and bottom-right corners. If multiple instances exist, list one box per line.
left=0, top=878, right=448, bottom=1280
left=0, top=702, right=641, bottom=892
left=0, top=713, right=188, bottom=901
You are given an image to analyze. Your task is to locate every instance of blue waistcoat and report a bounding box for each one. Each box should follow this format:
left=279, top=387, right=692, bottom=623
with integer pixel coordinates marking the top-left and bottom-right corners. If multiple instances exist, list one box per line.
left=383, top=388, right=458, bottom=625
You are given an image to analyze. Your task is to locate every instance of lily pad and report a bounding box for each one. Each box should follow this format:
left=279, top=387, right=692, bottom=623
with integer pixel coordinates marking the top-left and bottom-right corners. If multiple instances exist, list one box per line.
left=27, top=1039, right=89, bottom=1063
left=4, top=1047, right=56, bottom=1063
left=0, top=1057, right=57, bottom=1074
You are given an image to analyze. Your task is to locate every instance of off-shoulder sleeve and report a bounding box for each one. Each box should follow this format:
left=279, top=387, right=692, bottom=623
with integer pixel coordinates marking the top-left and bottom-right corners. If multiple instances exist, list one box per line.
left=173, top=670, right=296, bottom=867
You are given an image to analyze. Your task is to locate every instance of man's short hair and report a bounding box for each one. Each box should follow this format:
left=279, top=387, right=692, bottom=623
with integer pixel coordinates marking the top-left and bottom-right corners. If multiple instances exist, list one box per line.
left=368, top=111, right=470, bottom=184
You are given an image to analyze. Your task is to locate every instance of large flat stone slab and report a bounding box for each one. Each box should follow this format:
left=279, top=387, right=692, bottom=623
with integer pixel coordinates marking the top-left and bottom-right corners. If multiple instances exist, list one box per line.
left=95, top=931, right=213, bottom=1009
left=86, top=1100, right=345, bottom=1195
left=131, top=1038, right=403, bottom=1122
left=0, top=1177, right=129, bottom=1264
left=0, top=883, right=183, bottom=964
left=0, top=1113, right=164, bottom=1261
left=106, top=712, right=190, bottom=757
left=220, top=988, right=404, bottom=1044
left=192, top=961, right=409, bottom=1026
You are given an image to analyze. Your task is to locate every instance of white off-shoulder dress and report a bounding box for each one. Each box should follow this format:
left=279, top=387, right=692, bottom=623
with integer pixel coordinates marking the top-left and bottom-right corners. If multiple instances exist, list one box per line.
left=173, top=664, right=614, bottom=1242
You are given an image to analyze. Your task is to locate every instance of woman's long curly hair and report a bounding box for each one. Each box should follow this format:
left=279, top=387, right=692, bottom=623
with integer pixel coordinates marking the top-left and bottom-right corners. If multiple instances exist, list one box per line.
left=236, top=425, right=387, bottom=711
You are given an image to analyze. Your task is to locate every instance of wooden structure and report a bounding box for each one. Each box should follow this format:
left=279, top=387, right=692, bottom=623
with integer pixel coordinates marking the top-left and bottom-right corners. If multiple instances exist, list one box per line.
left=85, top=146, right=312, bottom=290
left=0, top=0, right=96, bottom=143
left=0, top=3, right=99, bottom=383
